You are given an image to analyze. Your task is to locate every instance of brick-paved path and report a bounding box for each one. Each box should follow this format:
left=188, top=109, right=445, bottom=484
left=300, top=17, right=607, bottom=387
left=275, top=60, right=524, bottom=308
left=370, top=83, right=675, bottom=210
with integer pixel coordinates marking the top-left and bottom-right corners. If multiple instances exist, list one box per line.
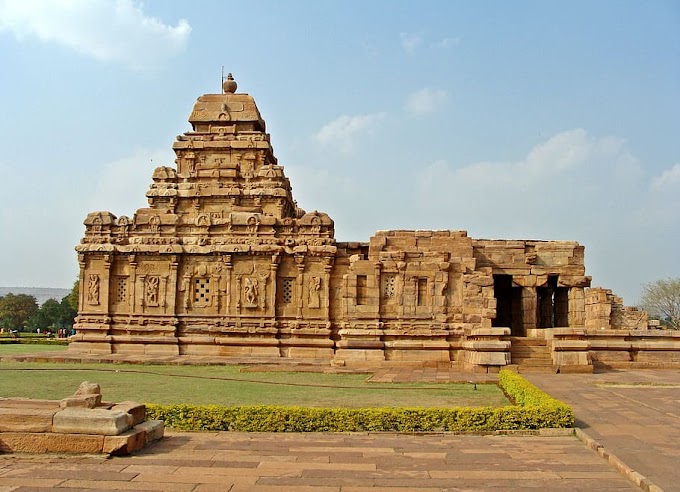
left=526, top=369, right=680, bottom=492
left=0, top=431, right=637, bottom=491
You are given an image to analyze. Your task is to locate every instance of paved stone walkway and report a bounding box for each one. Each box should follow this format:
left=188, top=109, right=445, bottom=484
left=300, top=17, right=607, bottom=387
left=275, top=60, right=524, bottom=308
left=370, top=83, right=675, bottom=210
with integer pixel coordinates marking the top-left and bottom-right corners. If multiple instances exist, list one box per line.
left=526, top=369, right=680, bottom=492
left=0, top=431, right=637, bottom=491
left=1, top=354, right=677, bottom=491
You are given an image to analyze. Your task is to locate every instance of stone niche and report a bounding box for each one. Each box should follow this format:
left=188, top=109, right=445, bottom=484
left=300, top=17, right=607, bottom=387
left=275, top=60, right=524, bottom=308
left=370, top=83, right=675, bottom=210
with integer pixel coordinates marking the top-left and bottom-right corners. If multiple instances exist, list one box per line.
left=71, top=74, right=658, bottom=372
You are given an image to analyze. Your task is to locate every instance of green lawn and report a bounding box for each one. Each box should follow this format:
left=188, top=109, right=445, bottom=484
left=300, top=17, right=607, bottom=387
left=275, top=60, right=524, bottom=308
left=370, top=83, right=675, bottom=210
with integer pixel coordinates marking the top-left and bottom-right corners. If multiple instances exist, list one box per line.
left=0, top=344, right=69, bottom=353
left=0, top=360, right=508, bottom=408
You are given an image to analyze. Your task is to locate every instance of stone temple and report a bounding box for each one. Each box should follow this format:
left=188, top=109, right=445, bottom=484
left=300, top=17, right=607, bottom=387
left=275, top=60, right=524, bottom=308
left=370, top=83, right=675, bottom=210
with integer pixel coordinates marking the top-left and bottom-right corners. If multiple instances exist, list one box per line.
left=72, top=75, right=680, bottom=372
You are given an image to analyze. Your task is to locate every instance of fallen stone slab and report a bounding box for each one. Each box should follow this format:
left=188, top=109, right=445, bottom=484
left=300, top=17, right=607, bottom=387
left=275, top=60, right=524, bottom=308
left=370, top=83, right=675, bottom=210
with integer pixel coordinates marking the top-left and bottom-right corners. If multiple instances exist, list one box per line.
left=53, top=407, right=131, bottom=436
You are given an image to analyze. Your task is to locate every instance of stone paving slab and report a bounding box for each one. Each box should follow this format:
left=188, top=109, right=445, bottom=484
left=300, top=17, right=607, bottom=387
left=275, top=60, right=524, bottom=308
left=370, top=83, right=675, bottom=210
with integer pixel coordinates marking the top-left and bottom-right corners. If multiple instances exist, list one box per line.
left=0, top=431, right=638, bottom=491
left=526, top=369, right=680, bottom=492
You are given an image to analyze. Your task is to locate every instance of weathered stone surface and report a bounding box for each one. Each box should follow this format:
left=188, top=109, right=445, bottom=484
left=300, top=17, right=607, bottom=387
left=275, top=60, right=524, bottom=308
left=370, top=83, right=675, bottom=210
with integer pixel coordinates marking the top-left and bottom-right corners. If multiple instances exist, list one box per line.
left=0, top=432, right=104, bottom=453
left=53, top=408, right=131, bottom=436
left=111, top=401, right=146, bottom=426
left=0, top=407, right=57, bottom=433
left=69, top=74, right=661, bottom=371
left=75, top=381, right=101, bottom=395
left=102, top=427, right=146, bottom=455
left=136, top=419, right=164, bottom=443
left=60, top=394, right=102, bottom=409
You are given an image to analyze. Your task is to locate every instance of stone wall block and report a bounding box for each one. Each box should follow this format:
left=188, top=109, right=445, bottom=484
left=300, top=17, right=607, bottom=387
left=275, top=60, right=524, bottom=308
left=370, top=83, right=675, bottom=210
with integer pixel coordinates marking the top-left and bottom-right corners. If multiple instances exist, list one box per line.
left=0, top=432, right=104, bottom=454
left=0, top=408, right=57, bottom=433
left=53, top=408, right=131, bottom=436
left=111, top=402, right=147, bottom=426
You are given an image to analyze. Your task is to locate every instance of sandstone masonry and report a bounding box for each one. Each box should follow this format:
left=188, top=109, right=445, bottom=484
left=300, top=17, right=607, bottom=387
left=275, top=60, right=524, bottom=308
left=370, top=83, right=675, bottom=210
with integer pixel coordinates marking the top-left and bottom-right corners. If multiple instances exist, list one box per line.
left=72, top=75, right=673, bottom=372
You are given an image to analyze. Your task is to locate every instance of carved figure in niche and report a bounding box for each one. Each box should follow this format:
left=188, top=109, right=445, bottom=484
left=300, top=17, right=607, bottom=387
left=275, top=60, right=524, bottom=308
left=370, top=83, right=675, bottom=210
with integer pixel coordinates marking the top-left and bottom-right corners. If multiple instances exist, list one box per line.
left=246, top=216, right=259, bottom=234
left=146, top=276, right=160, bottom=306
left=117, top=216, right=130, bottom=237
left=149, top=215, right=161, bottom=234
left=244, top=277, right=258, bottom=306
left=92, top=216, right=102, bottom=234
left=311, top=216, right=321, bottom=234
left=87, top=274, right=100, bottom=305
left=197, top=214, right=210, bottom=227
left=308, top=276, right=321, bottom=308
left=186, top=158, right=196, bottom=176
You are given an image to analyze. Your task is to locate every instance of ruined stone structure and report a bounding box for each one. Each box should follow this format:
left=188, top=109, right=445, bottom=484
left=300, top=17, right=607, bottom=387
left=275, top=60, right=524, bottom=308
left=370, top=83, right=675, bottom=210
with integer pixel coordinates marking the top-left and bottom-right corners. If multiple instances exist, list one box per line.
left=72, top=75, right=679, bottom=372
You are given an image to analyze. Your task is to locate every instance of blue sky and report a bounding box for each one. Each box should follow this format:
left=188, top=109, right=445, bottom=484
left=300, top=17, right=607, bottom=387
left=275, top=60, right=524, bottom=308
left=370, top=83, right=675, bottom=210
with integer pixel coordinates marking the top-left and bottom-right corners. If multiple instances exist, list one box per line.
left=0, top=0, right=678, bottom=305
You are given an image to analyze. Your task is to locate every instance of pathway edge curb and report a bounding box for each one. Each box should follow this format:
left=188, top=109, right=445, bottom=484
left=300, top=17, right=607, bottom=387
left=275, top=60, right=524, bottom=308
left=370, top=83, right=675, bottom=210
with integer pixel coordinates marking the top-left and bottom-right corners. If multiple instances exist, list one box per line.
left=574, top=427, right=664, bottom=492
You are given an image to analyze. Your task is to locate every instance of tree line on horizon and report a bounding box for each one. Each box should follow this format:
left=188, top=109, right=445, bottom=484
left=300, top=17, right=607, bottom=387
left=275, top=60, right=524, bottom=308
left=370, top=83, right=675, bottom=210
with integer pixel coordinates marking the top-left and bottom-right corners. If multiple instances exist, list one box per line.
left=0, top=282, right=78, bottom=333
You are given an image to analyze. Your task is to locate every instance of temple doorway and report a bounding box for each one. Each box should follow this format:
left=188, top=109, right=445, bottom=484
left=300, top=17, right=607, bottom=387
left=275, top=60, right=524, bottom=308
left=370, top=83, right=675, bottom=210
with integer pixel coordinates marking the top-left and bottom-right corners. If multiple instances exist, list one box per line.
left=492, top=274, right=524, bottom=336
left=537, top=275, right=569, bottom=328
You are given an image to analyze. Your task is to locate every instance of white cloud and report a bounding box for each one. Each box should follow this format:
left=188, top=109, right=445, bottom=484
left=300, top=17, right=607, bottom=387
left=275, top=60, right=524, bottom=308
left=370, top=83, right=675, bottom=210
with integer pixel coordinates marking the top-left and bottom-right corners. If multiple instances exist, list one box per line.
left=652, top=163, right=680, bottom=190
left=415, top=129, right=644, bottom=237
left=315, top=113, right=386, bottom=152
left=0, top=0, right=190, bottom=69
left=404, top=87, right=449, bottom=115
left=399, top=32, right=421, bottom=55
left=406, top=129, right=680, bottom=304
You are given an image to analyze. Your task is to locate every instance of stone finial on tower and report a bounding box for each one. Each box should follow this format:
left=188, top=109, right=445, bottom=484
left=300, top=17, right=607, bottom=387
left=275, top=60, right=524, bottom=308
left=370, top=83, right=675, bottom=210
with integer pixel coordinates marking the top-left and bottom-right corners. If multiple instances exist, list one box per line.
left=223, top=73, right=237, bottom=94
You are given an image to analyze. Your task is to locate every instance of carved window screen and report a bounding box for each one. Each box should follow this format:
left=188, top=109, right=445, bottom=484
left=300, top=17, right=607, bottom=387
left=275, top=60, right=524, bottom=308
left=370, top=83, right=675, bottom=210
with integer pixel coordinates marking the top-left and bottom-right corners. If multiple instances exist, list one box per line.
left=356, top=275, right=368, bottom=305
left=383, top=274, right=396, bottom=300
left=114, top=276, right=128, bottom=304
left=281, top=278, right=295, bottom=304
left=417, top=278, right=428, bottom=306
left=194, top=278, right=210, bottom=306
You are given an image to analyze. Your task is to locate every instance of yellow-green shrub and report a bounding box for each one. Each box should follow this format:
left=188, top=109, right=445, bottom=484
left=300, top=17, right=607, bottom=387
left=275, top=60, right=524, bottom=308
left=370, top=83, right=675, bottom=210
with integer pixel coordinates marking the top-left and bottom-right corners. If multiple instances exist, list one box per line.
left=146, top=371, right=573, bottom=432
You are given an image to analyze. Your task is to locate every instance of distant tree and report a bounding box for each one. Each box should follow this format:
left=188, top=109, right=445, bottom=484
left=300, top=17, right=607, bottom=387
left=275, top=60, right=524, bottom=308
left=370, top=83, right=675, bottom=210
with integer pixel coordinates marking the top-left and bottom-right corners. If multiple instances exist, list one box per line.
left=640, top=277, right=680, bottom=330
left=0, top=293, right=39, bottom=332
left=66, top=279, right=79, bottom=312
left=26, top=296, right=77, bottom=332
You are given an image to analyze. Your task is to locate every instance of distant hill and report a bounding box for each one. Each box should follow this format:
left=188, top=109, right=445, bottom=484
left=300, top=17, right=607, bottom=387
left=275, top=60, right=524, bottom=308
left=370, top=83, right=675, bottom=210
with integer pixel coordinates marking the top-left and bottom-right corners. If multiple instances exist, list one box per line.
left=0, top=287, right=71, bottom=306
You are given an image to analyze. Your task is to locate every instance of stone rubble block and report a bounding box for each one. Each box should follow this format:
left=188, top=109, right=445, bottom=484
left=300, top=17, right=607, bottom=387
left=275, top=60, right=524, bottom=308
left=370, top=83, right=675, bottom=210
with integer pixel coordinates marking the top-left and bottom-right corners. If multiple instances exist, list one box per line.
left=0, top=432, right=105, bottom=454
left=103, top=426, right=147, bottom=455
left=0, top=407, right=57, bottom=433
left=136, top=420, right=165, bottom=444
left=52, top=407, right=131, bottom=436
left=60, top=394, right=102, bottom=409
left=111, top=401, right=147, bottom=426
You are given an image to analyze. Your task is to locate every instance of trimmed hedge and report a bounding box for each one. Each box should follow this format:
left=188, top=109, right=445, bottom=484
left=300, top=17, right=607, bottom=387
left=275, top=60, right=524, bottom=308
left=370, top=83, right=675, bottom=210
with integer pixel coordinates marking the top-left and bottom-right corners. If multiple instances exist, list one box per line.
left=146, top=369, right=573, bottom=432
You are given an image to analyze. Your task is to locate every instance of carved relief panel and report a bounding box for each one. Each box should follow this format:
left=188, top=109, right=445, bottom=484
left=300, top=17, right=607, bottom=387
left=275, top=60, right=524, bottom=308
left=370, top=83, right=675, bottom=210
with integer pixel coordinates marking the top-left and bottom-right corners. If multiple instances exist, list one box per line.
left=87, top=274, right=100, bottom=305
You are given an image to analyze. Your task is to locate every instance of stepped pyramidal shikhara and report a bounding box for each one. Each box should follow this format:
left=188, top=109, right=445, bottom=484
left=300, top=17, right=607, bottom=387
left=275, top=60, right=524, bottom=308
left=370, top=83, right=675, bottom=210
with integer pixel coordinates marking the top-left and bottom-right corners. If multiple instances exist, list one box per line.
left=73, top=74, right=673, bottom=372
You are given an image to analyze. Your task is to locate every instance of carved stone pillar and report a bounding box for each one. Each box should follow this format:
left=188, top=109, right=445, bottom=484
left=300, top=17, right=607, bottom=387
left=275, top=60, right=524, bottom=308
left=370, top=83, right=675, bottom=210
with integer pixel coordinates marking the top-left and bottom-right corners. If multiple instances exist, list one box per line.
left=168, top=255, right=179, bottom=315
left=101, top=254, right=112, bottom=314
left=295, top=255, right=305, bottom=318
left=138, top=274, right=147, bottom=311
left=270, top=254, right=280, bottom=318
left=373, top=262, right=382, bottom=310
left=521, top=287, right=537, bottom=332
left=129, top=255, right=138, bottom=313
left=225, top=255, right=232, bottom=315
left=323, top=257, right=333, bottom=321
left=568, top=287, right=586, bottom=327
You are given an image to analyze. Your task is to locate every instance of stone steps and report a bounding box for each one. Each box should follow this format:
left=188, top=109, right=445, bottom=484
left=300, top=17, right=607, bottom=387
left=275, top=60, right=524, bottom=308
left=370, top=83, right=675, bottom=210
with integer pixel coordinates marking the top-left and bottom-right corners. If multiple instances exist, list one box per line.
left=507, top=337, right=556, bottom=373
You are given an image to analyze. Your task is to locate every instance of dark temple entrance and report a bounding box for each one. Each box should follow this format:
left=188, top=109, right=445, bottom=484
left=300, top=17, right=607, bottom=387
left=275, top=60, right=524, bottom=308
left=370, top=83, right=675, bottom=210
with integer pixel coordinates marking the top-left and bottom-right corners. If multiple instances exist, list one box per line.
left=492, top=274, right=525, bottom=336
left=537, top=275, right=569, bottom=328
